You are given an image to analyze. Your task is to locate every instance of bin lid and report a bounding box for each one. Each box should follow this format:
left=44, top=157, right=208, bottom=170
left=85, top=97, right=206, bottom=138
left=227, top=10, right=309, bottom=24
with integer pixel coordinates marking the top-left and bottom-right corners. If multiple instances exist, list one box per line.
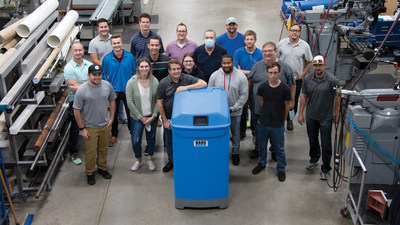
left=171, top=87, right=230, bottom=127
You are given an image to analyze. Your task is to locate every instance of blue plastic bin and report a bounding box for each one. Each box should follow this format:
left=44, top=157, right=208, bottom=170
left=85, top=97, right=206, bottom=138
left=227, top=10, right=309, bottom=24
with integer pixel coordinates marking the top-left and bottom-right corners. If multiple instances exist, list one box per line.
left=171, top=87, right=230, bottom=209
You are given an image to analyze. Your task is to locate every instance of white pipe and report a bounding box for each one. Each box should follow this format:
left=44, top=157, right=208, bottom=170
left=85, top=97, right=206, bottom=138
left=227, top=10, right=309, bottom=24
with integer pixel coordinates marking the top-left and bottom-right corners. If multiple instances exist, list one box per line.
left=16, top=0, right=59, bottom=38
left=47, top=10, right=78, bottom=48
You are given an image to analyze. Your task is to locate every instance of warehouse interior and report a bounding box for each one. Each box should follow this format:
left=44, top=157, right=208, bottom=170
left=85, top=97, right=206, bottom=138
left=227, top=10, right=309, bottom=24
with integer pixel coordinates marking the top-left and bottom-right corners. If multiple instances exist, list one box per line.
left=0, top=0, right=399, bottom=224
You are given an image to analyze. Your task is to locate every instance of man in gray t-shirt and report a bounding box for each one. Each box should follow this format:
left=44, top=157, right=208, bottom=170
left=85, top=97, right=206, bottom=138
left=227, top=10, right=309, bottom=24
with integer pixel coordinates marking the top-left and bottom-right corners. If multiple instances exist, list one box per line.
left=73, top=64, right=117, bottom=185
left=88, top=18, right=113, bottom=66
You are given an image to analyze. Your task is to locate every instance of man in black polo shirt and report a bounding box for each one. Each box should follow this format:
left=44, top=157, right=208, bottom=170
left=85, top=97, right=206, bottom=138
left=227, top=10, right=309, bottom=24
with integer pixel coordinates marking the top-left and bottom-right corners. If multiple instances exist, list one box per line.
left=298, top=55, right=340, bottom=181
left=157, top=59, right=207, bottom=172
left=147, top=36, right=170, bottom=81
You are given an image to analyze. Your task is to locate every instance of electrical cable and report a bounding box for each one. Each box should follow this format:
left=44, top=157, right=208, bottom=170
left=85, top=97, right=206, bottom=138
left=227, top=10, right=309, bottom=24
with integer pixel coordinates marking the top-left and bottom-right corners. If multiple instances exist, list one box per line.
left=312, top=0, right=334, bottom=55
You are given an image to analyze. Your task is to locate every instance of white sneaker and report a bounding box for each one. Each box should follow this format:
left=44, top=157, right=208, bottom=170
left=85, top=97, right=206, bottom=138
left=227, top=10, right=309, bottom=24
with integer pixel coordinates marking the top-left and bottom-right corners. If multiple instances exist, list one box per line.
left=148, top=161, right=156, bottom=171
left=131, top=161, right=141, bottom=171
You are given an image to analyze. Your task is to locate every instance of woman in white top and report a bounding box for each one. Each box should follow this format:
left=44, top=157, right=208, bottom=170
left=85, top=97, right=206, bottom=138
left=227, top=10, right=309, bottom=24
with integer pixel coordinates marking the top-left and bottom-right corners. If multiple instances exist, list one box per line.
left=126, top=58, right=159, bottom=171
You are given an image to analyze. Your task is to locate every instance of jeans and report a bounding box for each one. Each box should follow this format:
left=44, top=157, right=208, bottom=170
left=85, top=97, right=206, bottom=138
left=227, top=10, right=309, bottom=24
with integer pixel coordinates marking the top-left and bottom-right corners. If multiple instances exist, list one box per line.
left=111, top=92, right=131, bottom=137
left=306, top=117, right=333, bottom=173
left=68, top=102, right=79, bottom=156
left=251, top=113, right=260, bottom=151
left=84, top=125, right=110, bottom=175
left=130, top=117, right=157, bottom=159
left=118, top=101, right=126, bottom=120
left=164, top=127, right=173, bottom=161
left=257, top=123, right=286, bottom=172
left=230, top=116, right=241, bottom=155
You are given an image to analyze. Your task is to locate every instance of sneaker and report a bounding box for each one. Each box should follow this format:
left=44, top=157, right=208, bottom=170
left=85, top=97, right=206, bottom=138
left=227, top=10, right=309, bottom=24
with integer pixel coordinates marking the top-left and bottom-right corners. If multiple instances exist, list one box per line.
left=108, top=136, right=118, bottom=147
left=87, top=174, right=96, bottom=185
left=163, top=161, right=173, bottom=172
left=148, top=161, right=156, bottom=171
left=277, top=171, right=286, bottom=182
left=252, top=163, right=266, bottom=174
left=131, top=161, right=142, bottom=171
left=71, top=154, right=82, bottom=165
left=306, top=161, right=318, bottom=170
left=144, top=146, right=149, bottom=156
left=250, top=149, right=259, bottom=159
left=287, top=120, right=294, bottom=131
left=98, top=169, right=112, bottom=179
left=320, top=171, right=330, bottom=180
left=271, top=152, right=277, bottom=162
left=118, top=117, right=128, bottom=125
left=232, top=154, right=240, bottom=165
left=240, top=131, right=246, bottom=139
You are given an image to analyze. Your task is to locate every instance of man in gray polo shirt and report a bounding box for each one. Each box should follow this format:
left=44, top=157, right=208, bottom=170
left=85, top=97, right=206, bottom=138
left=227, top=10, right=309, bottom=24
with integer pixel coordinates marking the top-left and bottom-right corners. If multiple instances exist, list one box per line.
left=88, top=18, right=113, bottom=66
left=298, top=55, right=340, bottom=181
left=277, top=23, right=313, bottom=130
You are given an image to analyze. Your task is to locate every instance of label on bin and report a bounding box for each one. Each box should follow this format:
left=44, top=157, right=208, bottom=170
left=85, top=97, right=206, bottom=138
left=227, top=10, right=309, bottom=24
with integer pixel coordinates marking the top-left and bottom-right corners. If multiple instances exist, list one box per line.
left=194, top=140, right=208, bottom=147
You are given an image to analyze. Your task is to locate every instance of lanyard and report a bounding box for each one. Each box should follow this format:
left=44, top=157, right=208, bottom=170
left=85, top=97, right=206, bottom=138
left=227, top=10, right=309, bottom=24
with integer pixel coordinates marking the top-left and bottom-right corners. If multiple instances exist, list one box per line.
left=224, top=73, right=232, bottom=90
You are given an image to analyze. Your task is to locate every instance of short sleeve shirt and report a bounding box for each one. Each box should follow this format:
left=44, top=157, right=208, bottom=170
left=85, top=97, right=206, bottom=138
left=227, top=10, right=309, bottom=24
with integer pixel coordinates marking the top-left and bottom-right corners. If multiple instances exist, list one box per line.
left=88, top=34, right=113, bottom=62
left=64, top=59, right=92, bottom=102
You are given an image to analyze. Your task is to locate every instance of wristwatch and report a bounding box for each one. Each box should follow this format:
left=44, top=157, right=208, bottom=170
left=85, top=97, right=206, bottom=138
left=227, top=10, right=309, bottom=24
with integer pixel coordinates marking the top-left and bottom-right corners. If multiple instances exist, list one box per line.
left=79, top=127, right=85, bottom=131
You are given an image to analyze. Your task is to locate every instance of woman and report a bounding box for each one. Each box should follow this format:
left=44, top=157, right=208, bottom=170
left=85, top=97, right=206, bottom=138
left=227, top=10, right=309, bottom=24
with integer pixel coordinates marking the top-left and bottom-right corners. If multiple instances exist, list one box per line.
left=126, top=58, right=159, bottom=171
left=182, top=53, right=205, bottom=80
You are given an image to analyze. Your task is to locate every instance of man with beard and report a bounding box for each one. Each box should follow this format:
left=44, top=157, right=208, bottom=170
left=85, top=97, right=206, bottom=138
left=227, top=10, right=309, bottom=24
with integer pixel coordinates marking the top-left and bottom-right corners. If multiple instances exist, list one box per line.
left=208, top=54, right=248, bottom=165
left=216, top=17, right=245, bottom=58
left=277, top=23, right=313, bottom=130
left=298, top=55, right=340, bottom=181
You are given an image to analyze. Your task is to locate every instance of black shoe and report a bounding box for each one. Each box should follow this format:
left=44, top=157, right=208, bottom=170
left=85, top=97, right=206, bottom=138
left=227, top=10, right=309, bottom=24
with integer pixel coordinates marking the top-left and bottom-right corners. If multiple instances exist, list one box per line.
left=252, top=163, right=266, bottom=174
left=98, top=169, right=112, bottom=179
left=162, top=161, right=173, bottom=172
left=87, top=174, right=96, bottom=185
left=278, top=171, right=286, bottom=182
left=232, top=154, right=240, bottom=165
left=144, top=145, right=149, bottom=156
left=240, top=132, right=246, bottom=139
left=271, top=152, right=277, bottom=162
left=250, top=149, right=259, bottom=159
left=287, top=120, right=294, bottom=131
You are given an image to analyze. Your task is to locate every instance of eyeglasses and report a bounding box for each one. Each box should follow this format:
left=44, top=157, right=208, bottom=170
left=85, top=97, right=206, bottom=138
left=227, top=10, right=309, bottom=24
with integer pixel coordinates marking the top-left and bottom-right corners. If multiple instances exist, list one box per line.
left=183, top=60, right=194, bottom=63
left=312, top=59, right=325, bottom=64
left=177, top=30, right=187, bottom=33
left=290, top=30, right=300, bottom=32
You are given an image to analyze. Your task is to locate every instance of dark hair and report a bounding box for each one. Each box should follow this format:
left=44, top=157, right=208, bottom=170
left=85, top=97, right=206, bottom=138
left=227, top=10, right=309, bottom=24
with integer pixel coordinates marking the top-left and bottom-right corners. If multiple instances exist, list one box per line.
left=136, top=58, right=153, bottom=79
left=168, top=59, right=182, bottom=70
left=267, top=62, right=281, bottom=73
left=182, top=52, right=197, bottom=66
left=176, top=23, right=187, bottom=32
left=149, top=36, right=160, bottom=43
left=222, top=54, right=233, bottom=61
left=139, top=13, right=151, bottom=22
left=97, top=18, right=109, bottom=27
left=110, top=34, right=122, bottom=41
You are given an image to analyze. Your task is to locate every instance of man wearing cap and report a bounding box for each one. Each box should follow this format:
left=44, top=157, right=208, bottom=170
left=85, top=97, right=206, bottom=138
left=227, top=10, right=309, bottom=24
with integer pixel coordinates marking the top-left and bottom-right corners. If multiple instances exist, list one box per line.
left=298, top=55, right=340, bottom=181
left=277, top=23, right=313, bottom=130
left=102, top=35, right=136, bottom=147
left=165, top=23, right=198, bottom=62
left=64, top=41, right=92, bottom=166
left=216, top=17, right=245, bottom=58
left=73, top=64, right=117, bottom=185
left=194, top=29, right=227, bottom=83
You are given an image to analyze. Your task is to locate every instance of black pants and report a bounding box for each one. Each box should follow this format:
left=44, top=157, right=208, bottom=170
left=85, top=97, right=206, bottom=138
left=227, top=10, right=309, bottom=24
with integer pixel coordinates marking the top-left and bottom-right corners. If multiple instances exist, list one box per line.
left=111, top=92, right=131, bottom=137
left=68, top=102, right=79, bottom=156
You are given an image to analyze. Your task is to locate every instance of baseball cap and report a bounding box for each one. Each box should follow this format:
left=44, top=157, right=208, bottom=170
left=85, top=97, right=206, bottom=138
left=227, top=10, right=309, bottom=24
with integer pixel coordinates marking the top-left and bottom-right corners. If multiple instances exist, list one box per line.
left=312, top=55, right=326, bottom=65
left=226, top=17, right=237, bottom=25
left=89, top=64, right=102, bottom=74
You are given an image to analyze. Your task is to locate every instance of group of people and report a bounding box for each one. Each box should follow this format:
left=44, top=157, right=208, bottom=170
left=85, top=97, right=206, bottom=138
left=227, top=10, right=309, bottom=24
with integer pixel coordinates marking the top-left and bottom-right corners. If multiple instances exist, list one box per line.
left=64, top=13, right=340, bottom=185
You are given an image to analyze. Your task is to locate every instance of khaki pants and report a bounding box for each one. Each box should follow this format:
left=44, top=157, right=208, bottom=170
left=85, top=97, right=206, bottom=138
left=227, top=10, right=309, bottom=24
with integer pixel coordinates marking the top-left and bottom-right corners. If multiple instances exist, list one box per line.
left=84, top=125, right=110, bottom=175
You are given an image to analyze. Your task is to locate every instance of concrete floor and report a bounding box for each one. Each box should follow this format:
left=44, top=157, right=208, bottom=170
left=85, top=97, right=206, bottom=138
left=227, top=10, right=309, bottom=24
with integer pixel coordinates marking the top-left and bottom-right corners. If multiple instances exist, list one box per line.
left=12, top=0, right=354, bottom=224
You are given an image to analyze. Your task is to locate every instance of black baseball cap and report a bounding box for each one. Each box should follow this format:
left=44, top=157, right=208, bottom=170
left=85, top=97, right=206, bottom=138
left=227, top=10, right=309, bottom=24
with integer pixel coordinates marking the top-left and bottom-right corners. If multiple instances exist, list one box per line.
left=88, top=64, right=102, bottom=74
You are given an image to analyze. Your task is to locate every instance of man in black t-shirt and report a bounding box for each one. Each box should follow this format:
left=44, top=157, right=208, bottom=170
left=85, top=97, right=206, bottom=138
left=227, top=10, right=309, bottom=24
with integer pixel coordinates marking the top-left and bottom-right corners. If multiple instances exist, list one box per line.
left=251, top=62, right=291, bottom=182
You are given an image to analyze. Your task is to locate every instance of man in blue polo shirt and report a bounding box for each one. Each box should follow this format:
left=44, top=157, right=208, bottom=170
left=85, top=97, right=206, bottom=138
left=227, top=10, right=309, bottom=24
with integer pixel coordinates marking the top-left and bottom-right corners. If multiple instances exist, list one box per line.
left=130, top=13, right=164, bottom=60
left=216, top=17, right=245, bottom=59
left=102, top=35, right=136, bottom=147
left=194, top=29, right=227, bottom=83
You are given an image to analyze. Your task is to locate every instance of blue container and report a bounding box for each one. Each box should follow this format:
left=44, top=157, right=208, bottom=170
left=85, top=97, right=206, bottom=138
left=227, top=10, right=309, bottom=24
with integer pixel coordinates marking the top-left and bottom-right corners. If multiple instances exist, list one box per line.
left=171, top=87, right=230, bottom=209
left=298, top=0, right=332, bottom=10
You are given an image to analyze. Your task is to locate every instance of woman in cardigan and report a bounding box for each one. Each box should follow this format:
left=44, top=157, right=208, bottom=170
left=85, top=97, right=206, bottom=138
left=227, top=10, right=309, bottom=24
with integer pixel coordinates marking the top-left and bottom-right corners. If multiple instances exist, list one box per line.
left=126, top=58, right=159, bottom=171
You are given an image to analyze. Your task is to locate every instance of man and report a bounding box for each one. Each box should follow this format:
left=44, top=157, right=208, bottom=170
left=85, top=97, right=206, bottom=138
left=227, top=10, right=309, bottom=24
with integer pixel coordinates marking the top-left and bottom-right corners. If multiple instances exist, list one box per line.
left=277, top=23, right=313, bottom=130
left=233, top=30, right=263, bottom=140
left=88, top=18, right=113, bottom=66
left=251, top=62, right=291, bottom=182
left=216, top=17, right=245, bottom=58
left=64, top=41, right=92, bottom=165
left=165, top=23, right=198, bottom=62
left=130, top=13, right=164, bottom=60
left=298, top=55, right=340, bottom=180
left=102, top=35, right=136, bottom=146
left=194, top=29, right=227, bottom=83
left=208, top=54, right=248, bottom=165
left=157, top=59, right=207, bottom=172
left=248, top=42, right=295, bottom=160
left=73, top=64, right=116, bottom=185
left=147, top=36, right=170, bottom=81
